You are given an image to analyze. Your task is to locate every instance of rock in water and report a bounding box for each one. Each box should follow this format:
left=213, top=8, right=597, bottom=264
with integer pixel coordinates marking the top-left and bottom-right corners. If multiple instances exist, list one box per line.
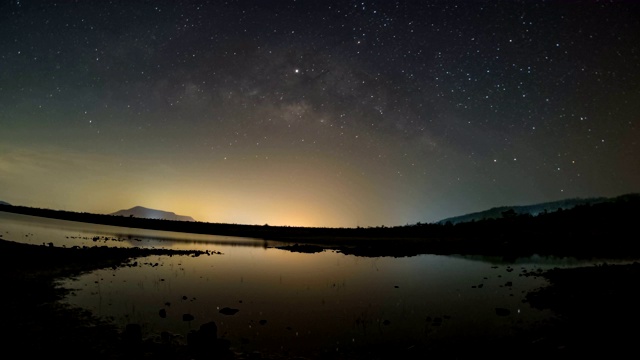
left=199, top=321, right=218, bottom=340
left=219, top=307, right=239, bottom=315
left=188, top=321, right=229, bottom=357
left=495, top=308, right=511, bottom=316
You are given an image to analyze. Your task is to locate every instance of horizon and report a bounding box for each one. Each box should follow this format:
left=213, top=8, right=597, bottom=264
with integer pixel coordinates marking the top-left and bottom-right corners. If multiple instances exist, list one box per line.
left=1, top=1, right=639, bottom=227
left=2, top=191, right=635, bottom=228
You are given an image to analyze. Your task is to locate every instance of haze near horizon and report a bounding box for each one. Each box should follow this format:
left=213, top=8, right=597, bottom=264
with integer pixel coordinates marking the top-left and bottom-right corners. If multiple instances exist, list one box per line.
left=1, top=1, right=639, bottom=227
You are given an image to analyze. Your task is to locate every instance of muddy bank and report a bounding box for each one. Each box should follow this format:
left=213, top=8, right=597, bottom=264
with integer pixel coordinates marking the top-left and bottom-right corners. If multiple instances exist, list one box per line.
left=0, top=239, right=210, bottom=359
left=2, top=237, right=639, bottom=359
left=525, top=262, right=640, bottom=357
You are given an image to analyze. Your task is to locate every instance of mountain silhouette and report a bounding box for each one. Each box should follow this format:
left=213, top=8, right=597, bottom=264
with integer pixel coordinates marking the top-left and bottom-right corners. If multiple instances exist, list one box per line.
left=110, top=206, right=195, bottom=222
left=0, top=200, right=11, bottom=206
left=437, top=194, right=634, bottom=225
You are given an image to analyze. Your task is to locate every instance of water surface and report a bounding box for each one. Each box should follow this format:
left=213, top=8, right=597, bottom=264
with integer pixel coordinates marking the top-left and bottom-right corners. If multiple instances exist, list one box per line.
left=0, top=210, right=614, bottom=356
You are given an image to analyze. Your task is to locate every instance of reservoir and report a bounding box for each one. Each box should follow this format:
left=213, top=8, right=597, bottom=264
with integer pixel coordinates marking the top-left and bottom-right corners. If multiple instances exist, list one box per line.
left=0, top=210, right=608, bottom=357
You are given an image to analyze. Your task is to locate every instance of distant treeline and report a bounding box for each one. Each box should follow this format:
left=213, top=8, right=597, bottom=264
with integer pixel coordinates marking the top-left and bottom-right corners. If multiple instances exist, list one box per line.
left=1, top=194, right=639, bottom=257
left=437, top=196, right=614, bottom=224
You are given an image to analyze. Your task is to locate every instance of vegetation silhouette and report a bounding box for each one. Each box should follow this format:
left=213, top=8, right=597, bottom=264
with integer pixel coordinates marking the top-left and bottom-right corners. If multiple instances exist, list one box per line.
left=2, top=196, right=640, bottom=358
left=437, top=196, right=613, bottom=224
left=1, top=193, right=638, bottom=257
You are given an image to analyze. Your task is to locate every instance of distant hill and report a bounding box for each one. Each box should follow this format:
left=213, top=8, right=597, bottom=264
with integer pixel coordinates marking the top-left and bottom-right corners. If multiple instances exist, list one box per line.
left=110, top=206, right=195, bottom=222
left=0, top=201, right=11, bottom=206
left=437, top=194, right=637, bottom=225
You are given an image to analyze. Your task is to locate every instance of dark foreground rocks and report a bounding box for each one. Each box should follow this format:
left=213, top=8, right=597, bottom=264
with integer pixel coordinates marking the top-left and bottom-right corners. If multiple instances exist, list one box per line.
left=0, top=238, right=207, bottom=360
left=525, top=261, right=640, bottom=357
left=2, top=237, right=640, bottom=359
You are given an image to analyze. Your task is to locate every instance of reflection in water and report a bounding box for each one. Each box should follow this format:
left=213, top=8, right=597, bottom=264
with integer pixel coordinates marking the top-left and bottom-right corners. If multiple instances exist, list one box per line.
left=0, top=211, right=610, bottom=356
left=62, top=249, right=558, bottom=356
left=0, top=210, right=282, bottom=250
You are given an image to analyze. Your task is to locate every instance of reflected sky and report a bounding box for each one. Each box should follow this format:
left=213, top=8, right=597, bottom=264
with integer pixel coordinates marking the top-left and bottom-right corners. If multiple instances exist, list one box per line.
left=1, top=210, right=621, bottom=356
left=0, top=210, right=276, bottom=249
left=64, top=249, right=551, bottom=356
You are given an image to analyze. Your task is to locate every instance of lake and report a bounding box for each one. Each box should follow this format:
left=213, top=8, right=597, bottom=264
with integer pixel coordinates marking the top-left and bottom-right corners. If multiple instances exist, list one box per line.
left=0, top=210, right=613, bottom=357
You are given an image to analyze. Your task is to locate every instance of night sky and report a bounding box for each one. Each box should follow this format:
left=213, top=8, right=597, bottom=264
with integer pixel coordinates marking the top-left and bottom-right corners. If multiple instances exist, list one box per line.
left=1, top=1, right=639, bottom=227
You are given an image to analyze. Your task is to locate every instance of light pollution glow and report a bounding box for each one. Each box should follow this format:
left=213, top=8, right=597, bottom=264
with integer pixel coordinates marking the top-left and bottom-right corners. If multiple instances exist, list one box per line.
left=0, top=143, right=430, bottom=227
left=1, top=1, right=639, bottom=227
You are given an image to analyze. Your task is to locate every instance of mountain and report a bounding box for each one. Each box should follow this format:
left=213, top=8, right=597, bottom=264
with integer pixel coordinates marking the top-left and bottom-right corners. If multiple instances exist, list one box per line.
left=0, top=201, right=11, bottom=206
left=437, top=195, right=635, bottom=225
left=110, top=206, right=195, bottom=222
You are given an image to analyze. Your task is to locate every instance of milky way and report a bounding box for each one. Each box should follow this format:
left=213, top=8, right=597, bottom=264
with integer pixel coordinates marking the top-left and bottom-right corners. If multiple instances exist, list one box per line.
left=1, top=1, right=639, bottom=227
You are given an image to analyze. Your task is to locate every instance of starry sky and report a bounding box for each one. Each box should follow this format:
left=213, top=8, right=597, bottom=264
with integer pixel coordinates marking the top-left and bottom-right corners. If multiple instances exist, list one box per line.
left=1, top=0, right=639, bottom=227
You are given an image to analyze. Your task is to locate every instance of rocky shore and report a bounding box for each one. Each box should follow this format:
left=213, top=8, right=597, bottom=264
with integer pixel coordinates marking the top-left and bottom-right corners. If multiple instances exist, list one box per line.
left=524, top=261, right=640, bottom=357
left=2, top=237, right=639, bottom=359
left=0, top=239, right=205, bottom=359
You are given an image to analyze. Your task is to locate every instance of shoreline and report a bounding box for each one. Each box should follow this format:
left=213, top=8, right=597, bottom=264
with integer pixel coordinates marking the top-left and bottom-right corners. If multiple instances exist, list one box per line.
left=3, top=201, right=640, bottom=259
left=0, top=239, right=204, bottom=359
left=2, top=237, right=639, bottom=358
left=524, top=262, right=640, bottom=357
